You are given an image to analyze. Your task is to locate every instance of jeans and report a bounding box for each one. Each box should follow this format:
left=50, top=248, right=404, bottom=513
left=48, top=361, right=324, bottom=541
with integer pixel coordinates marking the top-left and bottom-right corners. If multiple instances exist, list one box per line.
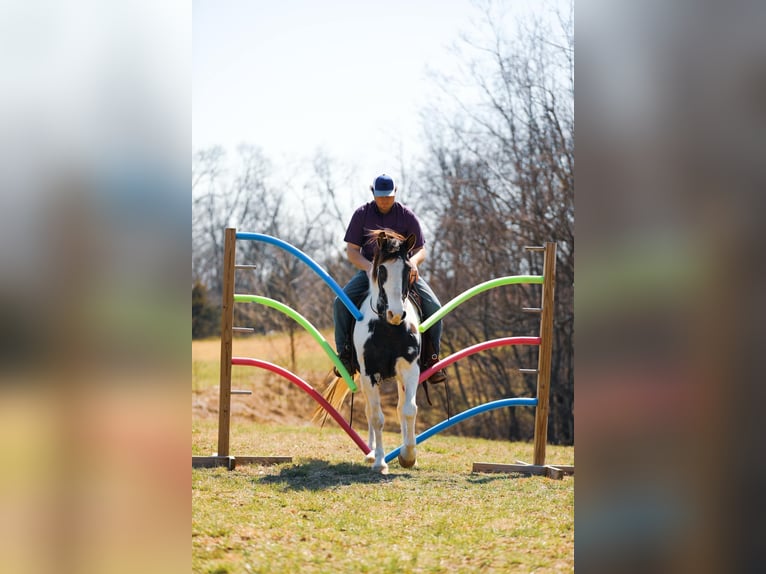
left=333, top=270, right=443, bottom=355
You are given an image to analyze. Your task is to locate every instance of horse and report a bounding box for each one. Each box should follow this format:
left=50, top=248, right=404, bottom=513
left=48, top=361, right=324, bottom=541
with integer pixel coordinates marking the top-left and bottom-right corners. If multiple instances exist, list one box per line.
left=317, top=229, right=421, bottom=474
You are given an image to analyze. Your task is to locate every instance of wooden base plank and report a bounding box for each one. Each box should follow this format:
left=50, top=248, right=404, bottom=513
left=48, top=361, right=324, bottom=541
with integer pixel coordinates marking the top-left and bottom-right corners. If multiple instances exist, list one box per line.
left=547, top=465, right=574, bottom=475
left=192, top=456, right=234, bottom=470
left=233, top=456, right=292, bottom=468
left=472, top=461, right=574, bottom=479
left=473, top=462, right=548, bottom=476
left=545, top=466, right=565, bottom=480
left=192, top=455, right=292, bottom=470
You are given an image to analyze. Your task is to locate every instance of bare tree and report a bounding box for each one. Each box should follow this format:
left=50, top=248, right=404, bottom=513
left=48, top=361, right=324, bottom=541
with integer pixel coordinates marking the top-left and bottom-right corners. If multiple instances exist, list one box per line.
left=192, top=142, right=363, bottom=375
left=413, top=0, right=574, bottom=444
left=192, top=144, right=281, bottom=300
left=227, top=150, right=356, bottom=370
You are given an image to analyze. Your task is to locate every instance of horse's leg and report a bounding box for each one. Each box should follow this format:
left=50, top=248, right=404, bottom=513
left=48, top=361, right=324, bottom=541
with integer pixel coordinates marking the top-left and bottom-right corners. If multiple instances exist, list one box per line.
left=397, top=361, right=419, bottom=468
left=359, top=376, right=376, bottom=464
left=360, top=377, right=387, bottom=474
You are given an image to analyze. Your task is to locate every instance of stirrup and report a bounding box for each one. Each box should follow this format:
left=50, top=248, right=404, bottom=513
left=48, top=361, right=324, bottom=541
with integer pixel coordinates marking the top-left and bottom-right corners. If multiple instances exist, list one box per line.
left=334, top=344, right=357, bottom=377
left=422, top=353, right=447, bottom=384
left=333, top=360, right=357, bottom=378
left=427, top=369, right=447, bottom=384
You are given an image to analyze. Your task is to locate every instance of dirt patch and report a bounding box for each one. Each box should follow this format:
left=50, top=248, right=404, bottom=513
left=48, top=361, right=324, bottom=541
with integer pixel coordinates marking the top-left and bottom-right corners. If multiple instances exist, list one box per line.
left=192, top=374, right=412, bottom=432
left=193, top=381, right=320, bottom=427
left=192, top=338, right=448, bottom=433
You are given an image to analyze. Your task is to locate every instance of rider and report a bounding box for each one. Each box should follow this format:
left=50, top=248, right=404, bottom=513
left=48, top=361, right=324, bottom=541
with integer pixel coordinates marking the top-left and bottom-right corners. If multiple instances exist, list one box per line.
left=333, top=173, right=447, bottom=385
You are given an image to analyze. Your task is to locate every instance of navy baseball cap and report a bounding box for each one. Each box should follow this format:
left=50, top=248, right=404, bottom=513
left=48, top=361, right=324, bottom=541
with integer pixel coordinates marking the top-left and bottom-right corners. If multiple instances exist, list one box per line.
left=372, top=174, right=396, bottom=197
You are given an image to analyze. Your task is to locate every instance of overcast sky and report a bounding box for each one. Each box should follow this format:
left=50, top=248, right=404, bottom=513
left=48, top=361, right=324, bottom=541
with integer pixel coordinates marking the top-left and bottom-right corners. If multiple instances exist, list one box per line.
left=193, top=0, right=514, bottom=195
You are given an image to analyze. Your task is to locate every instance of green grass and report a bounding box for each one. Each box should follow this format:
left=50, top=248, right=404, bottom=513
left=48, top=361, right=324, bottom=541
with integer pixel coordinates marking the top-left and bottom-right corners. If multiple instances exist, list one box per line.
left=193, top=333, right=574, bottom=572
left=192, top=421, right=574, bottom=573
left=192, top=358, right=221, bottom=392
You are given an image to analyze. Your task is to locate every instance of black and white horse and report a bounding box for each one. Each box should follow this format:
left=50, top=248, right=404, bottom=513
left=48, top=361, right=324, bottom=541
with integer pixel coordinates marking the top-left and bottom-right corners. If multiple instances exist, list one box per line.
left=319, top=229, right=421, bottom=473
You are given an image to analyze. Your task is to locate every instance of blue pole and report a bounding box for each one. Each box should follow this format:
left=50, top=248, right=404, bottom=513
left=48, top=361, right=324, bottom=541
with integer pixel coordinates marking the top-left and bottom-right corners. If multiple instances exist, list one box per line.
left=235, top=232, right=363, bottom=321
left=385, top=398, right=538, bottom=464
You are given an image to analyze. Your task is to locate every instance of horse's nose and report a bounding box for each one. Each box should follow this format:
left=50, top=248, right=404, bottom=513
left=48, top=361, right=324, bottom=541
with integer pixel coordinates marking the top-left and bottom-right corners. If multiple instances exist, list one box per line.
left=386, top=310, right=403, bottom=325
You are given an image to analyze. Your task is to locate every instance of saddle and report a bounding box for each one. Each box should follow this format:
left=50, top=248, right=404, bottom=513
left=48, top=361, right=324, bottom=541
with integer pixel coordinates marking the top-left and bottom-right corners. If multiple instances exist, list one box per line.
left=407, top=289, right=424, bottom=319
left=406, top=290, right=449, bottom=410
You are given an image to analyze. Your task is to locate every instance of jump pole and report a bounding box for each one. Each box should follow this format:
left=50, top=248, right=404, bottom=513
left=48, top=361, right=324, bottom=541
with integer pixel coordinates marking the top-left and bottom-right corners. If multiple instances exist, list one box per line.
left=472, top=242, right=573, bottom=479
left=192, top=228, right=292, bottom=470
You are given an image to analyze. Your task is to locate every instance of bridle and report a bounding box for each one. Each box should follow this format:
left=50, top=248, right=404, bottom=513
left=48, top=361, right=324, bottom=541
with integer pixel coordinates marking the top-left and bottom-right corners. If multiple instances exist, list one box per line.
left=370, top=253, right=411, bottom=320
left=370, top=297, right=385, bottom=318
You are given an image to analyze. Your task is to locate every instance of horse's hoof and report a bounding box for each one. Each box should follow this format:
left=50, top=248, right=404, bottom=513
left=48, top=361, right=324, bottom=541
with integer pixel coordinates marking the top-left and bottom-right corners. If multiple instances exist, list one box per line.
left=364, top=452, right=375, bottom=464
left=398, top=453, right=417, bottom=468
left=372, top=463, right=389, bottom=475
left=398, top=446, right=417, bottom=468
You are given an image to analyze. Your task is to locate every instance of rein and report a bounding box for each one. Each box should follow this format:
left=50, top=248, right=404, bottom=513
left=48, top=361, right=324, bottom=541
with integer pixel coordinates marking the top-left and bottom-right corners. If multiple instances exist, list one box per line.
left=369, top=297, right=384, bottom=318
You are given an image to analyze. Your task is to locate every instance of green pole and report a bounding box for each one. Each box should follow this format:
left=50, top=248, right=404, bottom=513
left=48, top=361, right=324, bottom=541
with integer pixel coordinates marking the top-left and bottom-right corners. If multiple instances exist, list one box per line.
left=419, top=275, right=544, bottom=333
left=234, top=294, right=357, bottom=392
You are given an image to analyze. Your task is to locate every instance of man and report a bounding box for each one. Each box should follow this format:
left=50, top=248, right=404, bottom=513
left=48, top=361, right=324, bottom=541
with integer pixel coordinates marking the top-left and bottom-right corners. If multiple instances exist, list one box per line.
left=333, top=173, right=446, bottom=385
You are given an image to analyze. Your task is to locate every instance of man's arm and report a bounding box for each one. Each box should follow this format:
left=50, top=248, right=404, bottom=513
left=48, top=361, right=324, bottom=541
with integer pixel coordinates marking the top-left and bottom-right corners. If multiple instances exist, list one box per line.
left=409, top=246, right=426, bottom=283
left=410, top=246, right=426, bottom=267
left=346, top=243, right=371, bottom=272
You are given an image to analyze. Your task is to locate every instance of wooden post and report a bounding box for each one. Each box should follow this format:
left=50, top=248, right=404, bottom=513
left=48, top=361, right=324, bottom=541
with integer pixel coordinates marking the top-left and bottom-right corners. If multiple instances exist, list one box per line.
left=472, top=241, right=571, bottom=478
left=217, top=228, right=237, bottom=457
left=533, top=242, right=556, bottom=466
left=193, top=227, right=293, bottom=470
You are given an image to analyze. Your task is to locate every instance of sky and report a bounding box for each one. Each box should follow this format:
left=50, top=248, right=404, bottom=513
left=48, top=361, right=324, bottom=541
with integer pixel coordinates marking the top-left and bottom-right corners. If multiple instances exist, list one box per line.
left=193, top=0, right=499, bottom=195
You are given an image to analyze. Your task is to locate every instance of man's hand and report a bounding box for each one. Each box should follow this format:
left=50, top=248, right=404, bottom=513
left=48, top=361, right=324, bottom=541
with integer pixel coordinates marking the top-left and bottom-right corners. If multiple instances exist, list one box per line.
left=409, top=263, right=419, bottom=285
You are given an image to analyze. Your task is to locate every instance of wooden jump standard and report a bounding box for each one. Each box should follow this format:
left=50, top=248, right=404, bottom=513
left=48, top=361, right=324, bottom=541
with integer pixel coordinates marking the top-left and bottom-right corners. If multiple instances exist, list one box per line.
left=472, top=242, right=573, bottom=479
left=192, top=228, right=292, bottom=470
left=193, top=232, right=572, bottom=478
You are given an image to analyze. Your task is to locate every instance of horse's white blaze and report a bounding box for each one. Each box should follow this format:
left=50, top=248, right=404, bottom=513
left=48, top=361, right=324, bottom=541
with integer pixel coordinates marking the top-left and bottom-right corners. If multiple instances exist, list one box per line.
left=375, top=258, right=408, bottom=325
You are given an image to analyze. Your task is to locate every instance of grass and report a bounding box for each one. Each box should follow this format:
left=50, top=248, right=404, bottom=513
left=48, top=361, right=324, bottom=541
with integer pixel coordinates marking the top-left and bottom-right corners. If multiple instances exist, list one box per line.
left=193, top=334, right=574, bottom=572
left=192, top=420, right=574, bottom=573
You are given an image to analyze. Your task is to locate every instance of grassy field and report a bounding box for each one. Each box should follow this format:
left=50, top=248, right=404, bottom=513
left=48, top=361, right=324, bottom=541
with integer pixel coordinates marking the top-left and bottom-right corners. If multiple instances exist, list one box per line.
left=193, top=421, right=573, bottom=573
left=192, top=336, right=574, bottom=572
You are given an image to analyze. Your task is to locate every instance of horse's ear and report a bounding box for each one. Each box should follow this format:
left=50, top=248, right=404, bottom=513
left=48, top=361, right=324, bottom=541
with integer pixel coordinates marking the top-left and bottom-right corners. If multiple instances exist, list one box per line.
left=405, top=234, right=417, bottom=252
left=377, top=233, right=386, bottom=249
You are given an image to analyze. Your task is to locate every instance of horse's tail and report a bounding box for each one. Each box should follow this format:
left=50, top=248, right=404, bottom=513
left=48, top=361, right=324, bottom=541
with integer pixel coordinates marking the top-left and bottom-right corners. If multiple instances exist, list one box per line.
left=311, top=369, right=353, bottom=426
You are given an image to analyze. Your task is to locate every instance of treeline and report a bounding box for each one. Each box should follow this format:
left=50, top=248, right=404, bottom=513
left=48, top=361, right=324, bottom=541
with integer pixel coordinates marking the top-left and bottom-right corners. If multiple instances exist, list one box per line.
left=192, top=2, right=574, bottom=444
left=408, top=3, right=574, bottom=445
left=192, top=145, right=357, bottom=370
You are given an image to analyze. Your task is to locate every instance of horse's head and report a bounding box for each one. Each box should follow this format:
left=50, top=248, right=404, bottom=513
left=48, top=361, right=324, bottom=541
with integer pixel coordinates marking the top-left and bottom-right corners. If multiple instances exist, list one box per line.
left=369, top=229, right=416, bottom=326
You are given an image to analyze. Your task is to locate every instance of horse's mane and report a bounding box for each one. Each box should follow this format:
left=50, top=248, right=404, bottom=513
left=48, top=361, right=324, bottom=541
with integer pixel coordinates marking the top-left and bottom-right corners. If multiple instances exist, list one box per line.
left=365, top=228, right=406, bottom=248
left=366, top=229, right=409, bottom=282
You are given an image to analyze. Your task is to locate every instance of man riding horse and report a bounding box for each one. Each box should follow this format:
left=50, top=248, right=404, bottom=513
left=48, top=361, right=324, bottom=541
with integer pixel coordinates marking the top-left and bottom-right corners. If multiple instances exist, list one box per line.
left=333, top=173, right=447, bottom=386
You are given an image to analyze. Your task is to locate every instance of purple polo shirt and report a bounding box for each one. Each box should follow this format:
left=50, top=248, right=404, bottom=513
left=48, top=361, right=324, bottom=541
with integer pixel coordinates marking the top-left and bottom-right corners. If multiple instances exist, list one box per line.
left=343, top=201, right=425, bottom=261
